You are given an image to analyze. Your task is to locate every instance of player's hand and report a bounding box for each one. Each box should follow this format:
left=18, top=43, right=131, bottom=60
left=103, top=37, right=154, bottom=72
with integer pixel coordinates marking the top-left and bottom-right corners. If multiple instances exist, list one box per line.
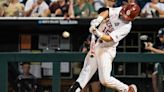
left=144, top=42, right=153, bottom=50
left=89, top=26, right=103, bottom=38
left=90, top=19, right=99, bottom=27
left=89, top=26, right=96, bottom=34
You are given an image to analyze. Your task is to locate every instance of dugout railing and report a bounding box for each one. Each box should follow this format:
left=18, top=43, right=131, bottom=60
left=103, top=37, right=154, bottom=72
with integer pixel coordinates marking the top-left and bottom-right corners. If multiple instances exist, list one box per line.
left=0, top=52, right=163, bottom=92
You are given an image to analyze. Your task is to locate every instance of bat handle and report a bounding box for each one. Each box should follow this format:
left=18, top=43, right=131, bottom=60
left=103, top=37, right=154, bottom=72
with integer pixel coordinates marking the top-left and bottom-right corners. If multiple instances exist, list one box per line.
left=90, top=48, right=94, bottom=57
left=90, top=34, right=96, bottom=58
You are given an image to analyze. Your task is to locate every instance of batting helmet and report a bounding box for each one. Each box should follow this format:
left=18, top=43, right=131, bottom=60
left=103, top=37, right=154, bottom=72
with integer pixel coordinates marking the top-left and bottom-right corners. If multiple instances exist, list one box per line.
left=157, top=28, right=164, bottom=37
left=120, top=3, right=140, bottom=21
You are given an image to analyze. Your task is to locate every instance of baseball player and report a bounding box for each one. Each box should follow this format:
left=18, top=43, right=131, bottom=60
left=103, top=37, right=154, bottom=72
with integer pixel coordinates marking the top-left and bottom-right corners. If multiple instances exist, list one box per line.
left=68, top=2, right=140, bottom=92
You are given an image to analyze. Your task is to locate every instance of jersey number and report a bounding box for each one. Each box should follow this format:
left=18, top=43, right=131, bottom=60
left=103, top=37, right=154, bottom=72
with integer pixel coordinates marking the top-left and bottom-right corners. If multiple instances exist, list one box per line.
left=102, top=27, right=111, bottom=35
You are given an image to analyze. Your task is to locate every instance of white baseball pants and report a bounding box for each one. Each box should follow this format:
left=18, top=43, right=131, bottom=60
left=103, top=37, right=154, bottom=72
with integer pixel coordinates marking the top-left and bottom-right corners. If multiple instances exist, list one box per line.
left=76, top=45, right=129, bottom=92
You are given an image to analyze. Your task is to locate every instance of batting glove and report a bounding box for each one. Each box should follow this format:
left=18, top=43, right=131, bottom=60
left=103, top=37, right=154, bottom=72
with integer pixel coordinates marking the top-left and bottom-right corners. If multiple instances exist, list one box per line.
left=90, top=19, right=99, bottom=27
left=89, top=26, right=103, bottom=38
left=89, top=26, right=96, bottom=34
left=90, top=16, right=103, bottom=27
left=94, top=28, right=103, bottom=38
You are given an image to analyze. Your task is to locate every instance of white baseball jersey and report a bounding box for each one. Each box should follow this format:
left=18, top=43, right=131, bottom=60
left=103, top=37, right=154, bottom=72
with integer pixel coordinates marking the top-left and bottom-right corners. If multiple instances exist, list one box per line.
left=97, top=7, right=132, bottom=57
left=76, top=6, right=132, bottom=92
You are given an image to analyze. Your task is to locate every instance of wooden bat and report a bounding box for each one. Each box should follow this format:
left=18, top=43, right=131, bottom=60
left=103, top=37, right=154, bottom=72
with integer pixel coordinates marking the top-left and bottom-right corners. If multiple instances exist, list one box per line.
left=90, top=34, right=96, bottom=57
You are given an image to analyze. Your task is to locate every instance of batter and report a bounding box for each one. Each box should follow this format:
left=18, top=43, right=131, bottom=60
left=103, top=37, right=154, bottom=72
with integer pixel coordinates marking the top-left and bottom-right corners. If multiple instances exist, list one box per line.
left=68, top=3, right=140, bottom=92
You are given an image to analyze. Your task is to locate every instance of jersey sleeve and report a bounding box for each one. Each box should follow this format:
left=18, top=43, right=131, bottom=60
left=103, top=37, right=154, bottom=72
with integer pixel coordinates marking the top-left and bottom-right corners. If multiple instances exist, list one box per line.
left=109, top=23, right=132, bottom=42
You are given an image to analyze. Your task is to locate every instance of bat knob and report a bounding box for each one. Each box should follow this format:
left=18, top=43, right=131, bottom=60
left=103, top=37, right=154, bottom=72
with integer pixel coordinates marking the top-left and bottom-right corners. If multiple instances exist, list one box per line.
left=90, top=55, right=94, bottom=58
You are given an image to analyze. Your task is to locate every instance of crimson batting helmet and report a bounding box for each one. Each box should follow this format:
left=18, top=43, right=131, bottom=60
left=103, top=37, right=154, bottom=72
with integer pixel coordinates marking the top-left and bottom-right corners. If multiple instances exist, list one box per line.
left=120, top=3, right=140, bottom=21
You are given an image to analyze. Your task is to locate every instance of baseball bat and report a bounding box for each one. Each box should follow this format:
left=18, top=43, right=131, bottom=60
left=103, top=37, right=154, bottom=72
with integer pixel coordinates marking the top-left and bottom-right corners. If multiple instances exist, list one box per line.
left=90, top=34, right=96, bottom=57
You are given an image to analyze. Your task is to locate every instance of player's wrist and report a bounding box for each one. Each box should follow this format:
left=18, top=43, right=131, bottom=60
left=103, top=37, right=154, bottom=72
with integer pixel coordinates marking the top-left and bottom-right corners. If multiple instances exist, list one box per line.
left=89, top=26, right=96, bottom=34
left=95, top=29, right=103, bottom=38
left=97, top=16, right=104, bottom=22
left=149, top=47, right=155, bottom=51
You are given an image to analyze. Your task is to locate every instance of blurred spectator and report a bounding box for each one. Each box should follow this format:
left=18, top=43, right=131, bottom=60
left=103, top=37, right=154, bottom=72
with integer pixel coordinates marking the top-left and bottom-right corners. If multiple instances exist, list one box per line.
left=140, top=0, right=164, bottom=18
left=87, top=0, right=94, bottom=4
left=104, top=0, right=116, bottom=7
left=145, top=28, right=164, bottom=53
left=95, top=0, right=138, bottom=9
left=49, top=0, right=69, bottom=17
left=93, top=0, right=105, bottom=11
left=0, top=3, right=5, bottom=16
left=144, top=28, right=164, bottom=92
left=18, top=62, right=36, bottom=79
left=72, top=0, right=97, bottom=18
left=0, top=0, right=7, bottom=4
left=4, top=0, right=24, bottom=17
left=122, top=0, right=137, bottom=5
left=93, top=0, right=116, bottom=11
left=16, top=62, right=37, bottom=92
left=113, top=0, right=137, bottom=7
left=24, top=0, right=50, bottom=17
left=160, top=0, right=164, bottom=2
left=19, top=0, right=27, bottom=5
left=68, top=0, right=74, bottom=18
left=136, top=0, right=151, bottom=9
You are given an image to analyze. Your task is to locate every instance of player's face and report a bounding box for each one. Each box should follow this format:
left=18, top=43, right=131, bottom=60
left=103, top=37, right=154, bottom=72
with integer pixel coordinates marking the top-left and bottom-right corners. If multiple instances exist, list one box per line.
left=119, top=4, right=130, bottom=22
left=159, top=35, right=164, bottom=43
left=119, top=14, right=130, bottom=22
left=22, top=64, right=30, bottom=74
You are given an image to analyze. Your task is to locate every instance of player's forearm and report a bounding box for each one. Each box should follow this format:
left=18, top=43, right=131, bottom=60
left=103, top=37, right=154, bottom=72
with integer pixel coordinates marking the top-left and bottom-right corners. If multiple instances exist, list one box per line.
left=100, top=34, right=113, bottom=42
left=150, top=47, right=164, bottom=54
left=92, top=28, right=113, bottom=42
left=91, top=10, right=108, bottom=27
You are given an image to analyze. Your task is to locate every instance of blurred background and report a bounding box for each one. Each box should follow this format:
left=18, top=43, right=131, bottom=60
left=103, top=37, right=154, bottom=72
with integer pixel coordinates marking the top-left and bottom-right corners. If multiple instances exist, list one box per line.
left=0, top=0, right=163, bottom=92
